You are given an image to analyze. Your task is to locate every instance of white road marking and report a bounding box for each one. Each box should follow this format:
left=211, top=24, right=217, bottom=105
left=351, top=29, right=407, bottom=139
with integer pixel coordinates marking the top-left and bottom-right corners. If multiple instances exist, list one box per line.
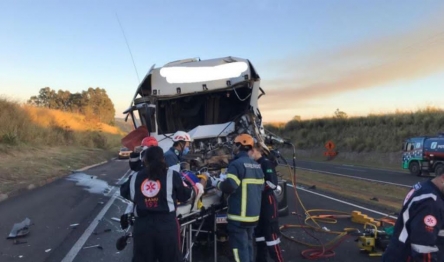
left=286, top=184, right=397, bottom=219
left=61, top=169, right=132, bottom=262
left=284, top=165, right=411, bottom=188
left=295, top=159, right=406, bottom=174
left=336, top=167, right=366, bottom=172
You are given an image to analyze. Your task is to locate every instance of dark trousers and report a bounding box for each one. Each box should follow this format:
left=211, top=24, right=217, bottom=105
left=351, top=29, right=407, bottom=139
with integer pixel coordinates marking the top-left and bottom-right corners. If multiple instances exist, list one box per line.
left=132, top=213, right=182, bottom=262
left=227, top=222, right=255, bottom=262
left=255, top=193, right=284, bottom=262
left=254, top=220, right=284, bottom=262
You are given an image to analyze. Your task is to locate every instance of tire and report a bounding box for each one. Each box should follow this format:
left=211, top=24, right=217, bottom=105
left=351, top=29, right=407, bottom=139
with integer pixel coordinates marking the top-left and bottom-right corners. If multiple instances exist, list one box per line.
left=409, top=161, right=421, bottom=176
left=275, top=179, right=289, bottom=217
left=435, top=163, right=444, bottom=176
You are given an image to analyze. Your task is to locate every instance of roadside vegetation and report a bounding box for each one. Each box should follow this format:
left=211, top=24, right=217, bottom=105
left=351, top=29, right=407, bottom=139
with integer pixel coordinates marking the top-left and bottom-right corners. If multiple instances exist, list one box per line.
left=276, top=166, right=408, bottom=214
left=266, top=107, right=444, bottom=168
left=0, top=95, right=128, bottom=198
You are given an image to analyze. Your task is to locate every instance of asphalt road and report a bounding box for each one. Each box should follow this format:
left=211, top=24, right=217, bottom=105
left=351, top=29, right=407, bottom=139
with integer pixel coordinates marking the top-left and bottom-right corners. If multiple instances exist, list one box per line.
left=292, top=159, right=430, bottom=187
left=0, top=159, right=398, bottom=262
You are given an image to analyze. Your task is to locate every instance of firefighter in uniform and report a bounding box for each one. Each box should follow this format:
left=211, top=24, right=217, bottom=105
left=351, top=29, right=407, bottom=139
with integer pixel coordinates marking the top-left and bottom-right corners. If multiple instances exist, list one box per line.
left=207, top=133, right=264, bottom=262
left=382, top=169, right=444, bottom=262
left=250, top=144, right=284, bottom=262
left=164, top=130, right=192, bottom=171
left=129, top=136, right=158, bottom=172
left=120, top=146, right=204, bottom=262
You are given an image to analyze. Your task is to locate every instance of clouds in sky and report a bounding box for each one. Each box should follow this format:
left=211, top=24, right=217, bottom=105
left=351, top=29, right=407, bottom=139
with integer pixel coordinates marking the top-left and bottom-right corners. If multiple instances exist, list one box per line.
left=259, top=13, right=444, bottom=118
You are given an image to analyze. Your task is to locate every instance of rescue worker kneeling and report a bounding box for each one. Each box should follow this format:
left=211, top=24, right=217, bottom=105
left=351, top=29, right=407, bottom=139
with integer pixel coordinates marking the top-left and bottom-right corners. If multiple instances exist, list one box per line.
left=250, top=144, right=284, bottom=262
left=120, top=146, right=204, bottom=262
left=207, top=134, right=264, bottom=262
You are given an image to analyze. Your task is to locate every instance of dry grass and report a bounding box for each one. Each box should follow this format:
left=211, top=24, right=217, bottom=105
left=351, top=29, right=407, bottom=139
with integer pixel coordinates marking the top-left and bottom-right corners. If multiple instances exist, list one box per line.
left=266, top=107, right=444, bottom=153
left=24, top=105, right=123, bottom=134
left=0, top=97, right=126, bottom=196
left=276, top=166, right=409, bottom=213
left=0, top=97, right=123, bottom=148
left=0, top=146, right=117, bottom=195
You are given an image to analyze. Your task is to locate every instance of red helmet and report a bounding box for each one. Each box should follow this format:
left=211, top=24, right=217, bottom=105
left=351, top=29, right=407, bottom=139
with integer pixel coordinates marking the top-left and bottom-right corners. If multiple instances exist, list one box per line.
left=141, top=136, right=158, bottom=147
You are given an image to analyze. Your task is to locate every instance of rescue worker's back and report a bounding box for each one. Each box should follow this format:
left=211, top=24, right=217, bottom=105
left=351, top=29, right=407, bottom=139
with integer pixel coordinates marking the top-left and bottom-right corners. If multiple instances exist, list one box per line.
left=120, top=146, right=198, bottom=262
left=218, top=151, right=264, bottom=225
left=382, top=179, right=444, bottom=261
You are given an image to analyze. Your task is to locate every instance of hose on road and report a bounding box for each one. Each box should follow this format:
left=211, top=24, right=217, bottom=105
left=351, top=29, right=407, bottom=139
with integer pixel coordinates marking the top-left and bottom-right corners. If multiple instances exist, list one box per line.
left=277, top=143, right=358, bottom=260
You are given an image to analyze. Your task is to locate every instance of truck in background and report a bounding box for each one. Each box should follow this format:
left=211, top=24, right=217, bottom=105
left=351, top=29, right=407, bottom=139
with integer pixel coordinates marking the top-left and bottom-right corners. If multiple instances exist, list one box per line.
left=402, top=133, right=444, bottom=176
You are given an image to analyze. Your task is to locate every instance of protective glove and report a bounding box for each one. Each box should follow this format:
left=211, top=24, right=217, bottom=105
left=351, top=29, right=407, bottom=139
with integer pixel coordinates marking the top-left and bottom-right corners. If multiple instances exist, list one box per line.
left=209, top=176, right=221, bottom=188
left=219, top=173, right=227, bottom=181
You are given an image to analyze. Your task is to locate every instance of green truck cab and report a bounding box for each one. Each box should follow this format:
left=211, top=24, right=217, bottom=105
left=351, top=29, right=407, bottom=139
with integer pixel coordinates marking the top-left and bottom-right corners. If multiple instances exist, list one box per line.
left=402, top=133, right=444, bottom=176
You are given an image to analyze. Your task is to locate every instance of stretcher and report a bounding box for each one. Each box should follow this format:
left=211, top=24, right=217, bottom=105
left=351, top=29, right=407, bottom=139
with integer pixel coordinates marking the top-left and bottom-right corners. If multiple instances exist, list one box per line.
left=177, top=188, right=228, bottom=262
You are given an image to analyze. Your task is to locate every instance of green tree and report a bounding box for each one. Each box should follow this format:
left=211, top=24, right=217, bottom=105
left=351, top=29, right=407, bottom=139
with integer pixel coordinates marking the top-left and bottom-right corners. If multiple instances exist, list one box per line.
left=334, top=108, right=348, bottom=119
left=27, top=87, right=58, bottom=108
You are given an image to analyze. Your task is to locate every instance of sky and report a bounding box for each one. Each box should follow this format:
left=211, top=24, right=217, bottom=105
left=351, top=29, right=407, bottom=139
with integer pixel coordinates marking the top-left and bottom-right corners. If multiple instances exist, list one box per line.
left=1, top=0, right=444, bottom=122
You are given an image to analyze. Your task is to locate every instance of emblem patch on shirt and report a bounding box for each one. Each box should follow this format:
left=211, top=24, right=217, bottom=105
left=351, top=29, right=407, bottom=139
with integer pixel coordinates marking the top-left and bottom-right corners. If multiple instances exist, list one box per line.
left=413, top=182, right=422, bottom=190
left=266, top=169, right=273, bottom=173
left=424, top=215, right=437, bottom=227
left=141, top=179, right=161, bottom=198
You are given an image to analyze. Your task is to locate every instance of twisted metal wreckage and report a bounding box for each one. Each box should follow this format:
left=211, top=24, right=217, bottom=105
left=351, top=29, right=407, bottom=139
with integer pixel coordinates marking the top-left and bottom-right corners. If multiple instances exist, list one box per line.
left=117, top=56, right=291, bottom=261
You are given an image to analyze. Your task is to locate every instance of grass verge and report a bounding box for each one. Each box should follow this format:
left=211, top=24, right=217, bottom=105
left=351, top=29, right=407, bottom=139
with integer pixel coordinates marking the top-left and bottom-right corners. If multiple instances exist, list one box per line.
left=276, top=166, right=409, bottom=214
left=0, top=145, right=120, bottom=197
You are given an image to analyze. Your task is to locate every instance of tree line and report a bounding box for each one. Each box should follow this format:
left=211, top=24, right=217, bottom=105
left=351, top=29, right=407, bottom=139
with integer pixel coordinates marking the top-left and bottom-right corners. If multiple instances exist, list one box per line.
left=27, top=87, right=116, bottom=125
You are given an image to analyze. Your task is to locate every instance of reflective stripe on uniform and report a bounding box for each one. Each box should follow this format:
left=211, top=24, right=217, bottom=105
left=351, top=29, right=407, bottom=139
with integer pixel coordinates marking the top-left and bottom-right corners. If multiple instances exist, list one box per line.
left=398, top=193, right=437, bottom=243
left=233, top=248, right=240, bottom=262
left=129, top=157, right=139, bottom=163
left=129, top=172, right=139, bottom=201
left=411, top=243, right=439, bottom=253
left=265, top=180, right=277, bottom=190
left=166, top=169, right=175, bottom=212
left=227, top=214, right=259, bottom=222
left=241, top=178, right=264, bottom=217
left=439, top=230, right=444, bottom=237
left=256, top=237, right=265, bottom=242
left=266, top=238, right=281, bottom=246
left=227, top=174, right=240, bottom=185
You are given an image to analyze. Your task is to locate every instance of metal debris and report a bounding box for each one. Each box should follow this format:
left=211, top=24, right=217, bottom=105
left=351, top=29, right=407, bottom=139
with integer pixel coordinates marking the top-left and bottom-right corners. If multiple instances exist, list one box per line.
left=45, top=249, right=51, bottom=253
left=70, top=223, right=79, bottom=228
left=13, top=240, right=27, bottom=245
left=7, top=218, right=31, bottom=239
left=111, top=217, right=121, bottom=222
left=83, top=244, right=103, bottom=250
left=93, top=228, right=112, bottom=235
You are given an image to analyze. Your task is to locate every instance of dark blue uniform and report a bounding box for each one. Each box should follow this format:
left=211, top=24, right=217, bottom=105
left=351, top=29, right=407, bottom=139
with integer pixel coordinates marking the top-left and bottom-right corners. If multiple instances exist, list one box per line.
left=254, top=156, right=284, bottom=262
left=129, top=151, right=144, bottom=172
left=164, top=147, right=182, bottom=170
left=382, top=180, right=444, bottom=262
left=120, top=168, right=194, bottom=262
left=215, top=151, right=264, bottom=262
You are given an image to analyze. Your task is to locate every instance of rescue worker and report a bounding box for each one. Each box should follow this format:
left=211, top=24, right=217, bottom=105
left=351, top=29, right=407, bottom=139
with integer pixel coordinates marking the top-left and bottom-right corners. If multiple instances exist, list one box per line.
left=381, top=168, right=444, bottom=261
left=120, top=146, right=204, bottom=262
left=129, top=136, right=158, bottom=172
left=164, top=130, right=193, bottom=171
left=207, top=133, right=264, bottom=262
left=250, top=144, right=284, bottom=262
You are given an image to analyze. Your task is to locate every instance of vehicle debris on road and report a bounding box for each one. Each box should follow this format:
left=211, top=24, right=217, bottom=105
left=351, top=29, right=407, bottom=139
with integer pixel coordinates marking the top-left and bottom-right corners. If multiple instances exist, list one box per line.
left=7, top=218, right=31, bottom=239
left=83, top=244, right=103, bottom=250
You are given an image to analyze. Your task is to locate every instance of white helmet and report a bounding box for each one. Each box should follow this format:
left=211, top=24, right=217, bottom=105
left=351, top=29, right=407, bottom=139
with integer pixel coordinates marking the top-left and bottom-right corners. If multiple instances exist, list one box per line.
left=172, top=131, right=193, bottom=142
